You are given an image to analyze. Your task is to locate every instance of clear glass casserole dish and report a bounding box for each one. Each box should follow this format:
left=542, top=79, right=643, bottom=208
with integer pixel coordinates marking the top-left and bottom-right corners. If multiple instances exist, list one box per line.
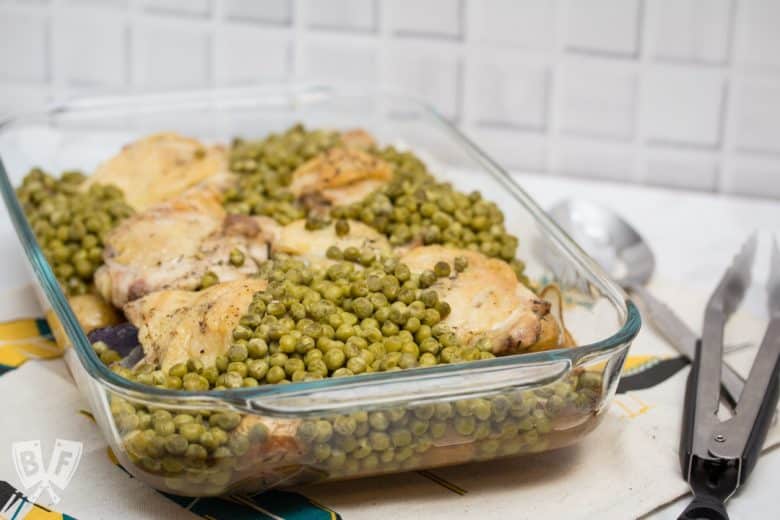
left=0, top=85, right=640, bottom=497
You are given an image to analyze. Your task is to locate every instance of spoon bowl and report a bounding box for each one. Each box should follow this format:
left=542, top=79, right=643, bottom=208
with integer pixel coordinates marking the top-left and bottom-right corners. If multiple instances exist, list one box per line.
left=547, top=198, right=745, bottom=404
left=548, top=199, right=655, bottom=286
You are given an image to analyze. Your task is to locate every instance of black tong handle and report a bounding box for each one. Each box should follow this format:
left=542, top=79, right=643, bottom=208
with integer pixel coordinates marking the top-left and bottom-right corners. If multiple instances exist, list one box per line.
left=678, top=494, right=730, bottom=520
left=727, top=318, right=780, bottom=482
left=679, top=322, right=780, bottom=519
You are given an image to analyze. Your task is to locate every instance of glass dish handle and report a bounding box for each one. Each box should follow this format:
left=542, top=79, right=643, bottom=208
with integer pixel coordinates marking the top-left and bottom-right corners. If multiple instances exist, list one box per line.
left=247, top=359, right=573, bottom=415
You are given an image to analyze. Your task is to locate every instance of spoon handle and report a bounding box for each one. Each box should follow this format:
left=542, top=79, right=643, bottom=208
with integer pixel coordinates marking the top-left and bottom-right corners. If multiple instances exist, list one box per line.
left=626, top=283, right=745, bottom=405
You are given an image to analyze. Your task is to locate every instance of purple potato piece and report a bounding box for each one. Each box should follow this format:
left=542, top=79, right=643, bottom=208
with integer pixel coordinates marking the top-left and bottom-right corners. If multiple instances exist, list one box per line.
left=87, top=323, right=139, bottom=357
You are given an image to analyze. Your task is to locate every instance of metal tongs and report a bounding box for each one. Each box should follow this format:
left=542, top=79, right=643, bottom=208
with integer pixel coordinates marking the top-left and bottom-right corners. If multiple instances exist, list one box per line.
left=679, top=235, right=780, bottom=520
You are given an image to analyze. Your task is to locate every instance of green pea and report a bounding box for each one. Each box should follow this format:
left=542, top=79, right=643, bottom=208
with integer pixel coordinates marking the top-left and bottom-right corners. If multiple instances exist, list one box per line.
left=314, top=442, right=332, bottom=462
left=297, top=421, right=318, bottom=443
left=154, top=419, right=176, bottom=436
left=333, top=416, right=357, bottom=436
left=118, top=413, right=140, bottom=432
left=210, top=412, right=241, bottom=431
left=228, top=435, right=250, bottom=456
left=368, top=411, right=389, bottom=431
left=326, top=245, right=343, bottom=260
left=352, top=438, right=372, bottom=459
left=284, top=357, right=305, bottom=376
left=315, top=420, right=333, bottom=443
left=164, top=434, right=188, bottom=455
left=179, top=422, right=205, bottom=443
left=332, top=368, right=353, bottom=377
left=185, top=444, right=208, bottom=461
left=201, top=366, right=219, bottom=385
left=546, top=395, right=565, bottom=416
left=328, top=449, right=347, bottom=469
left=390, top=428, right=412, bottom=447
left=454, top=416, right=476, bottom=436
left=436, top=301, right=451, bottom=318
left=324, top=349, right=346, bottom=371
left=335, top=219, right=350, bottom=236
left=429, top=420, right=447, bottom=439
left=200, top=271, right=219, bottom=289
left=220, top=371, right=240, bottom=388
left=424, top=305, right=448, bottom=327
left=228, top=343, right=249, bottom=362
left=347, top=356, right=367, bottom=374
left=247, top=359, right=269, bottom=380
left=244, top=423, right=267, bottom=445
left=579, top=372, right=602, bottom=389
left=227, top=362, right=248, bottom=380
left=266, top=365, right=286, bottom=384
left=472, top=399, right=492, bottom=421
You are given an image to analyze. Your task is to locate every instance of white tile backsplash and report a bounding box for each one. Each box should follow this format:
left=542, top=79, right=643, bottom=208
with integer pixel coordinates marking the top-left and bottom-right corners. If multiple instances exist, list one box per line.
left=385, top=44, right=460, bottom=120
left=735, top=0, right=780, bottom=67
left=555, top=138, right=636, bottom=182
left=471, top=0, right=555, bottom=50
left=135, top=25, right=211, bottom=87
left=388, top=0, right=462, bottom=39
left=304, top=0, right=376, bottom=32
left=300, top=39, right=378, bottom=84
left=215, top=27, right=289, bottom=85
left=144, top=0, right=210, bottom=17
left=222, top=0, right=291, bottom=25
left=559, top=59, right=637, bottom=140
left=723, top=156, right=780, bottom=199
left=466, top=57, right=548, bottom=130
left=642, top=150, right=719, bottom=191
left=1, top=0, right=779, bottom=199
left=565, top=0, right=640, bottom=57
left=56, top=15, right=127, bottom=86
left=0, top=14, right=48, bottom=82
left=465, top=127, right=547, bottom=171
left=643, top=65, right=724, bottom=147
left=733, top=76, right=780, bottom=154
left=647, top=0, right=732, bottom=65
left=66, top=0, right=127, bottom=8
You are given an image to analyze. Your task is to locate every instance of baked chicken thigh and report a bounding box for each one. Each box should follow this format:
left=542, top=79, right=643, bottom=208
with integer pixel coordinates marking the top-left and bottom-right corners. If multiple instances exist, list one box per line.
left=400, top=246, right=558, bottom=354
left=94, top=186, right=275, bottom=307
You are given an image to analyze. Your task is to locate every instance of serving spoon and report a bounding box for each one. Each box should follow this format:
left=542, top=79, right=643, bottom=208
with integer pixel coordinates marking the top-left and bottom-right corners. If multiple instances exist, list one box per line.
left=547, top=199, right=745, bottom=405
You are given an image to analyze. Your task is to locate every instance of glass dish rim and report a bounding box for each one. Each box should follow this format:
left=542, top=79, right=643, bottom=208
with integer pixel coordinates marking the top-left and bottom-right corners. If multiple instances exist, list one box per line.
left=0, top=83, right=641, bottom=408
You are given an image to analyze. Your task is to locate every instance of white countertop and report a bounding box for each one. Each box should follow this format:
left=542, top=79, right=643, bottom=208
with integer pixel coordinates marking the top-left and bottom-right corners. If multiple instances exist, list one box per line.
left=1, top=172, right=778, bottom=518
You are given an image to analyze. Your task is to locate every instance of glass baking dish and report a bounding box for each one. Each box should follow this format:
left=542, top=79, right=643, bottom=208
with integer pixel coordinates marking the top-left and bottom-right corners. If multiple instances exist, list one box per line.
left=0, top=85, right=640, bottom=497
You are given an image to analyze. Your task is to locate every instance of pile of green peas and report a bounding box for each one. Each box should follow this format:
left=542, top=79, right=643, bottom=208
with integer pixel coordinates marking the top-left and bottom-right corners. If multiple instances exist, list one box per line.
left=108, top=392, right=270, bottom=495
left=219, top=250, right=493, bottom=385
left=102, top=334, right=602, bottom=494
left=224, top=125, right=528, bottom=282
left=17, top=168, right=134, bottom=295
left=332, top=146, right=528, bottom=281
left=299, top=370, right=604, bottom=479
left=223, top=124, right=342, bottom=223
left=100, top=240, right=489, bottom=392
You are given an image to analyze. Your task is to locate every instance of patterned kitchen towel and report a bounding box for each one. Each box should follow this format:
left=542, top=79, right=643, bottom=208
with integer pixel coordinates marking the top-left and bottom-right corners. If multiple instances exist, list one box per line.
left=0, top=281, right=777, bottom=519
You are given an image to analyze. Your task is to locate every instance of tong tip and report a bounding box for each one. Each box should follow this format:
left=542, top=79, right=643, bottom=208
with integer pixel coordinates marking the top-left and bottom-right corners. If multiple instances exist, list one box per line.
left=715, top=234, right=757, bottom=316
left=768, top=236, right=780, bottom=315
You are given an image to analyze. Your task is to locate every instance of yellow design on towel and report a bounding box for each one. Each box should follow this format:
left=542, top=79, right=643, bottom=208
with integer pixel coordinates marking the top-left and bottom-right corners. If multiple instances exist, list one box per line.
left=0, top=318, right=60, bottom=369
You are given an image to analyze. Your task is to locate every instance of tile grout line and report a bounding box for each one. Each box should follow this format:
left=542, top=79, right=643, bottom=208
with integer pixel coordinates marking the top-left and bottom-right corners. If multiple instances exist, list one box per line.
left=544, top=0, right=570, bottom=176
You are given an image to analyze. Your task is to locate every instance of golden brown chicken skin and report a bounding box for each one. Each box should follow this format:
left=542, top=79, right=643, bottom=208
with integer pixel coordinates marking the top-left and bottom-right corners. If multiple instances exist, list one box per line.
left=124, top=278, right=267, bottom=372
left=273, top=219, right=391, bottom=267
left=400, top=246, right=556, bottom=354
left=94, top=185, right=276, bottom=307
left=289, top=147, right=392, bottom=210
left=84, top=132, right=228, bottom=211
